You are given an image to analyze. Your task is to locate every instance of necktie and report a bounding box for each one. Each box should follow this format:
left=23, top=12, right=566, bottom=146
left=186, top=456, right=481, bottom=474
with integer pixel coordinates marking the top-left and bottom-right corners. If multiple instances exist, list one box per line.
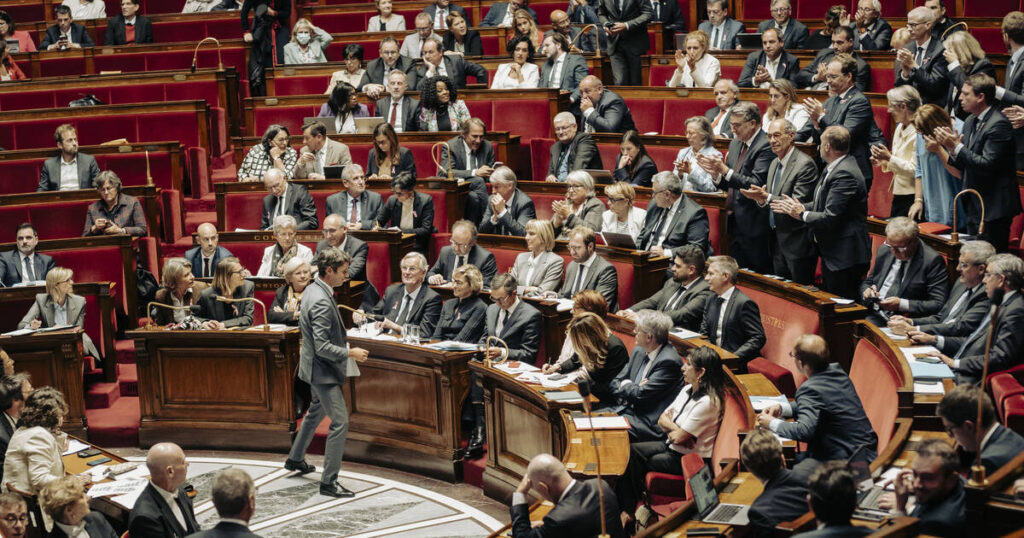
left=914, top=47, right=924, bottom=67
left=439, top=9, right=447, bottom=29
left=736, top=142, right=749, bottom=169
left=954, top=314, right=991, bottom=360
left=573, top=263, right=586, bottom=294
left=711, top=108, right=726, bottom=130
left=453, top=255, right=465, bottom=279
left=652, top=0, right=660, bottom=19
left=390, top=102, right=399, bottom=126
left=646, top=210, right=668, bottom=250
left=768, top=163, right=781, bottom=229
left=349, top=196, right=359, bottom=224
left=711, top=27, right=720, bottom=49
left=203, top=258, right=211, bottom=278
left=1009, top=57, right=1021, bottom=87
left=380, top=20, right=386, bottom=31
left=23, top=256, right=34, bottom=281
left=497, top=308, right=508, bottom=335
left=943, top=288, right=972, bottom=323
left=714, top=297, right=726, bottom=346
left=665, top=285, right=685, bottom=310
left=275, top=196, right=284, bottom=218
left=550, top=58, right=562, bottom=88
left=396, top=294, right=412, bottom=326
left=881, top=260, right=905, bottom=298
left=314, top=149, right=324, bottom=175
left=635, top=356, right=650, bottom=383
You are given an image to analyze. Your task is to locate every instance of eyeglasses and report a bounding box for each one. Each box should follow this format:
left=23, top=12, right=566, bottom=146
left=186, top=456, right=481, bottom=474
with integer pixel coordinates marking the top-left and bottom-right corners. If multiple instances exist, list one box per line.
left=770, top=7, right=790, bottom=13
left=566, top=184, right=584, bottom=191
left=607, top=197, right=626, bottom=203
left=884, top=240, right=912, bottom=253
left=450, top=239, right=471, bottom=248
left=1, top=515, right=28, bottom=524
left=906, top=21, right=924, bottom=29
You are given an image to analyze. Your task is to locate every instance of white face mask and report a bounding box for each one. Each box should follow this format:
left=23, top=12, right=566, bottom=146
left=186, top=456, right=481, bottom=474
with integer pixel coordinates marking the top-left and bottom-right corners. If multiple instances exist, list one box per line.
left=296, top=32, right=311, bottom=45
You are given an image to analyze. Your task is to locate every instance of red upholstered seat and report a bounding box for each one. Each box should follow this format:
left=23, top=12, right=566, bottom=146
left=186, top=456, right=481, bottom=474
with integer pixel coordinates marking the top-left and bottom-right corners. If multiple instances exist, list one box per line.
left=649, top=64, right=677, bottom=87
left=530, top=138, right=556, bottom=181
left=704, top=205, right=722, bottom=254
left=963, top=0, right=1018, bottom=16
left=492, top=99, right=554, bottom=140
left=737, top=285, right=818, bottom=386
left=647, top=146, right=679, bottom=171
left=662, top=99, right=716, bottom=135
left=273, top=75, right=329, bottom=97
left=222, top=192, right=267, bottom=231
left=988, top=365, right=1024, bottom=411
left=871, top=67, right=895, bottom=94
left=622, top=99, right=665, bottom=134
left=720, top=65, right=743, bottom=82
left=645, top=452, right=705, bottom=517
left=748, top=357, right=796, bottom=398
left=597, top=143, right=620, bottom=171
left=849, top=337, right=900, bottom=451
left=867, top=164, right=893, bottom=218
left=970, top=28, right=1008, bottom=55
left=712, top=388, right=749, bottom=471
left=1002, top=394, right=1024, bottom=436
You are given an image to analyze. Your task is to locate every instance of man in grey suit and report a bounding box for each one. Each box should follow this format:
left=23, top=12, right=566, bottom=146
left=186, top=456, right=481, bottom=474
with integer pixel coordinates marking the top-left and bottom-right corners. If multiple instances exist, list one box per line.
left=316, top=214, right=368, bottom=282
left=375, top=71, right=420, bottom=133
left=737, top=28, right=800, bottom=89
left=902, top=241, right=993, bottom=343
left=479, top=167, right=536, bottom=236
left=635, top=172, right=710, bottom=257
left=357, top=252, right=442, bottom=337
left=183, top=223, right=234, bottom=279
left=597, top=0, right=652, bottom=85
left=413, top=39, right=488, bottom=89
left=259, top=169, right=318, bottom=231
left=756, top=0, right=808, bottom=50
left=439, top=118, right=493, bottom=224
left=539, top=33, right=588, bottom=102
left=553, top=226, right=618, bottom=310
left=699, top=0, right=745, bottom=51
left=427, top=219, right=498, bottom=287
left=325, top=172, right=383, bottom=231
left=0, top=223, right=56, bottom=287
left=740, top=119, right=818, bottom=283
left=400, top=13, right=442, bottom=59
left=284, top=248, right=369, bottom=498
left=938, top=384, right=1024, bottom=475
left=620, top=245, right=713, bottom=331
left=480, top=0, right=536, bottom=27
left=186, top=468, right=262, bottom=538
left=38, top=124, right=100, bottom=191
left=705, top=79, right=741, bottom=138
left=578, top=76, right=636, bottom=133
left=895, top=6, right=949, bottom=108
left=546, top=112, right=602, bottom=181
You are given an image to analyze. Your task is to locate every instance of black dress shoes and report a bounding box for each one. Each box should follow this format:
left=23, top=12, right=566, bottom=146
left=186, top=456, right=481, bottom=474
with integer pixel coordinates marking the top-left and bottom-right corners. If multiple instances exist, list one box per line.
left=320, top=482, right=356, bottom=498
left=284, top=459, right=316, bottom=474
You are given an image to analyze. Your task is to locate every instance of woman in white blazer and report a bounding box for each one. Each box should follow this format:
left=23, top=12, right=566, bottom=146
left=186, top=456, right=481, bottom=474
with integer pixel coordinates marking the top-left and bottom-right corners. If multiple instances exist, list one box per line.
left=509, top=219, right=564, bottom=294
left=667, top=31, right=720, bottom=88
left=601, top=181, right=647, bottom=242
left=872, top=86, right=922, bottom=219
left=490, top=35, right=539, bottom=89
left=3, top=387, right=69, bottom=532
left=367, top=0, right=406, bottom=32
left=17, top=267, right=100, bottom=359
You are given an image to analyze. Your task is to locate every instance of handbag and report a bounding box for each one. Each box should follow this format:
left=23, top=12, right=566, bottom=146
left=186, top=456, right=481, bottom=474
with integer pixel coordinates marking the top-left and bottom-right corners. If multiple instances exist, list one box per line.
left=69, top=94, right=104, bottom=107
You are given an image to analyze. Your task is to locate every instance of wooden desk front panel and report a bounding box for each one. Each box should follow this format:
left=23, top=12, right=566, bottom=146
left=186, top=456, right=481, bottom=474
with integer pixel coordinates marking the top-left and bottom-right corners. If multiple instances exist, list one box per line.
left=2, top=331, right=87, bottom=437
left=153, top=346, right=273, bottom=417
left=493, top=387, right=556, bottom=480
left=348, top=358, right=450, bottom=442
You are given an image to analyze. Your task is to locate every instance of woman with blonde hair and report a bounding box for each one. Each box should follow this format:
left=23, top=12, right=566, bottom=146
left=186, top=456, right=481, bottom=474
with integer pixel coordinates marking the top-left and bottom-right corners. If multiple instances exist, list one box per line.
left=282, top=18, right=332, bottom=64
left=152, top=258, right=209, bottom=325
left=601, top=181, right=647, bottom=241
left=196, top=257, right=255, bottom=329
left=871, top=85, right=923, bottom=219
left=667, top=30, right=719, bottom=88
left=512, top=8, right=542, bottom=49
left=913, top=104, right=963, bottom=227
left=268, top=258, right=313, bottom=326
left=431, top=264, right=488, bottom=342
left=556, top=311, right=629, bottom=408
left=942, top=31, right=995, bottom=120
left=40, top=476, right=118, bottom=538
left=509, top=219, right=564, bottom=294
left=762, top=79, right=808, bottom=132
left=18, top=267, right=100, bottom=358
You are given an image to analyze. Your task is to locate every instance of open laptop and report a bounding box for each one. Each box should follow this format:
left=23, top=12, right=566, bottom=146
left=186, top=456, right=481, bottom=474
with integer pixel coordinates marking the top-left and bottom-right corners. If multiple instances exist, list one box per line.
left=583, top=169, right=613, bottom=185
left=736, top=33, right=763, bottom=49
left=303, top=116, right=336, bottom=134
left=689, top=464, right=750, bottom=525
left=601, top=231, right=638, bottom=250
left=355, top=117, right=386, bottom=134
left=322, top=165, right=346, bottom=179
left=847, top=444, right=887, bottom=512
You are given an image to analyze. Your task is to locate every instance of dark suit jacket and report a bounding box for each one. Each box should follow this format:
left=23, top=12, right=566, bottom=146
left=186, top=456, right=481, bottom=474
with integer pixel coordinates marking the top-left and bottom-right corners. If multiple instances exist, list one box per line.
left=372, top=283, right=443, bottom=336
left=560, top=254, right=619, bottom=311
left=560, top=333, right=629, bottom=407
left=423, top=3, right=471, bottom=26
left=442, top=29, right=483, bottom=56
left=774, top=364, right=878, bottom=462
left=431, top=294, right=487, bottom=342
left=0, top=250, right=55, bottom=287
left=366, top=146, right=418, bottom=179
left=50, top=511, right=118, bottom=538
left=582, top=89, right=636, bottom=133
left=612, top=154, right=657, bottom=187
left=195, top=280, right=255, bottom=327
left=429, top=244, right=498, bottom=286
left=946, top=58, right=995, bottom=120
left=480, top=2, right=537, bottom=26
left=357, top=55, right=419, bottom=90
left=548, top=132, right=602, bottom=178
left=609, top=344, right=682, bottom=441
left=948, top=108, right=1022, bottom=224
left=859, top=240, right=949, bottom=316
left=375, top=190, right=434, bottom=252
left=186, top=520, right=262, bottom=538
left=325, top=190, right=384, bottom=231
left=793, top=525, right=873, bottom=537
left=803, top=155, right=871, bottom=272
left=510, top=478, right=624, bottom=538
left=479, top=189, right=536, bottom=236
left=799, top=87, right=881, bottom=182
left=976, top=424, right=1024, bottom=475
left=795, top=48, right=871, bottom=91
left=649, top=0, right=684, bottom=30
left=895, top=38, right=950, bottom=108
left=152, top=283, right=209, bottom=325
left=757, top=18, right=809, bottom=49
left=852, top=18, right=893, bottom=51
left=260, top=183, right=318, bottom=231
left=375, top=95, right=421, bottom=133
left=413, top=55, right=488, bottom=89
left=481, top=299, right=542, bottom=363
left=700, top=288, right=766, bottom=361
left=704, top=102, right=742, bottom=138
left=915, top=281, right=988, bottom=336
left=748, top=469, right=810, bottom=537
left=698, top=18, right=745, bottom=50
left=954, top=292, right=1024, bottom=383
left=718, top=129, right=775, bottom=252
left=635, top=195, right=711, bottom=256
left=909, top=477, right=966, bottom=538
left=766, top=149, right=817, bottom=261
left=105, top=14, right=153, bottom=45
left=38, top=153, right=101, bottom=191
left=630, top=276, right=713, bottom=331
left=997, top=52, right=1024, bottom=169
left=40, top=23, right=94, bottom=48
left=129, top=483, right=200, bottom=538
left=597, top=0, right=652, bottom=56
left=184, top=246, right=234, bottom=279
left=737, top=50, right=800, bottom=88
left=540, top=52, right=589, bottom=95
left=440, top=136, right=494, bottom=178
left=315, top=236, right=368, bottom=282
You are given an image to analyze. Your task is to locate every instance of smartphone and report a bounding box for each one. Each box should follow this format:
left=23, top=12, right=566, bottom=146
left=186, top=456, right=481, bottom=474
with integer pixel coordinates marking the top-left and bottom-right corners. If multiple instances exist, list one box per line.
left=87, top=457, right=112, bottom=466
left=77, top=448, right=101, bottom=458
left=492, top=161, right=504, bottom=168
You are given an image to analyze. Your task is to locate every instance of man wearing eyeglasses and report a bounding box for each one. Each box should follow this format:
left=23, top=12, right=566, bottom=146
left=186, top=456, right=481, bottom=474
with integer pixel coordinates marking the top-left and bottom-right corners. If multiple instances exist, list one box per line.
left=795, top=26, right=871, bottom=91
left=0, top=493, right=28, bottom=538
left=636, top=172, right=710, bottom=259
left=325, top=168, right=383, bottom=232
left=546, top=112, right=602, bottom=181
left=356, top=252, right=442, bottom=337
left=756, top=0, right=807, bottom=50
left=427, top=219, right=497, bottom=287
left=849, top=0, right=891, bottom=51
left=895, top=6, right=950, bottom=109
left=859, top=217, right=948, bottom=326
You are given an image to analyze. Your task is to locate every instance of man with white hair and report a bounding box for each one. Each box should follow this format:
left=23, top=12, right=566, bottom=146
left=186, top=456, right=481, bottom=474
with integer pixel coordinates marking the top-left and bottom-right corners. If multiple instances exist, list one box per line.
left=756, top=0, right=807, bottom=50
left=636, top=172, right=711, bottom=257
left=510, top=453, right=624, bottom=537
left=479, top=166, right=536, bottom=236
left=546, top=112, right=602, bottom=181
left=355, top=252, right=442, bottom=337
left=259, top=168, right=317, bottom=231
left=850, top=0, right=892, bottom=51
left=900, top=241, right=994, bottom=343
left=895, top=5, right=950, bottom=108
left=860, top=217, right=949, bottom=325
left=130, top=443, right=200, bottom=537
left=325, top=166, right=382, bottom=231
left=316, top=213, right=368, bottom=281
left=427, top=219, right=498, bottom=287
left=188, top=468, right=261, bottom=537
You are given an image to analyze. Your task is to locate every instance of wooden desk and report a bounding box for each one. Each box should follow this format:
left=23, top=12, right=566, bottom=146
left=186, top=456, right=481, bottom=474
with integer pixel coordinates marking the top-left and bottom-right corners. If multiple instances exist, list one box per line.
left=558, top=409, right=630, bottom=478
left=63, top=436, right=133, bottom=530
left=966, top=450, right=1024, bottom=536
left=867, top=216, right=962, bottom=283
left=0, top=329, right=87, bottom=437
left=127, top=328, right=300, bottom=450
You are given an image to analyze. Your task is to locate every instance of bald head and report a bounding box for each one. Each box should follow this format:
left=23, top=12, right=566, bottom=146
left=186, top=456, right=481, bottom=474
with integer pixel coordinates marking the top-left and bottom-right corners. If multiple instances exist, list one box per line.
left=146, top=442, right=188, bottom=492
left=550, top=9, right=568, bottom=27
left=793, top=334, right=830, bottom=374
left=322, top=213, right=347, bottom=247
left=525, top=453, right=573, bottom=502
left=196, top=222, right=220, bottom=257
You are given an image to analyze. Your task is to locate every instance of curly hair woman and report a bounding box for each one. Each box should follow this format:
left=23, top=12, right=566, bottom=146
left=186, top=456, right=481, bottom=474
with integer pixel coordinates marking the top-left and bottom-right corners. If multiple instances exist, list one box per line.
left=417, top=75, right=470, bottom=132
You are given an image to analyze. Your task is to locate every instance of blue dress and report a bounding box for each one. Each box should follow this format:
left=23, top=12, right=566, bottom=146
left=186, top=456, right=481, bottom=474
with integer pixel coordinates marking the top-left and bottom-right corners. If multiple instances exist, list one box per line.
left=916, top=121, right=965, bottom=228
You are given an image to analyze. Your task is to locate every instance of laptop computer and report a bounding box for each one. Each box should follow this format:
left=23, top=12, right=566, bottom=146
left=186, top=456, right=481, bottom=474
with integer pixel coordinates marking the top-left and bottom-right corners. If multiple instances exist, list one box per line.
left=601, top=231, right=638, bottom=250
left=355, top=117, right=386, bottom=134
left=303, top=117, right=336, bottom=134
left=736, top=33, right=763, bottom=49
left=322, top=165, right=346, bottom=179
left=689, top=464, right=750, bottom=525
left=583, top=169, right=613, bottom=185
left=846, top=444, right=887, bottom=512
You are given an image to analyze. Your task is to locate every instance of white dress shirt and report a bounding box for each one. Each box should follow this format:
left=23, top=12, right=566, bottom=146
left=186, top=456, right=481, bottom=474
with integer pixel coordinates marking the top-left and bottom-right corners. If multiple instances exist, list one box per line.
left=153, top=483, right=188, bottom=531
left=491, top=62, right=540, bottom=89
left=667, top=53, right=721, bottom=88
left=548, top=52, right=566, bottom=88
left=714, top=286, right=736, bottom=346
left=59, top=156, right=79, bottom=191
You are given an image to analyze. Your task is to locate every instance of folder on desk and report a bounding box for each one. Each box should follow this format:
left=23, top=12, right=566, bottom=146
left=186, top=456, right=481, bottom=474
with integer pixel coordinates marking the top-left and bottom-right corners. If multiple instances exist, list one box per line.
left=908, top=361, right=955, bottom=380
left=572, top=415, right=630, bottom=430
left=543, top=390, right=582, bottom=402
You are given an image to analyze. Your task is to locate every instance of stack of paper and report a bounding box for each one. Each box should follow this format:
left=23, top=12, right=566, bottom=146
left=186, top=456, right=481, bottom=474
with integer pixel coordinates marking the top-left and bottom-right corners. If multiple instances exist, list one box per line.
left=879, top=327, right=908, bottom=341
left=543, top=390, right=582, bottom=402
left=62, top=439, right=91, bottom=456
left=424, top=341, right=479, bottom=351
left=494, top=361, right=539, bottom=374
left=900, top=346, right=954, bottom=379
left=670, top=328, right=701, bottom=340
left=553, top=298, right=575, bottom=312
left=573, top=415, right=630, bottom=430
left=749, top=394, right=789, bottom=412
left=913, top=381, right=947, bottom=395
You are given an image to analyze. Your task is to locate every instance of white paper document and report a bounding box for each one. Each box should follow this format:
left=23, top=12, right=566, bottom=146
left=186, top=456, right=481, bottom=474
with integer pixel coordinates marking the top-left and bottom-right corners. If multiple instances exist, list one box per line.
left=748, top=394, right=789, bottom=412
left=670, top=328, right=701, bottom=340
left=494, top=361, right=539, bottom=374
left=913, top=381, right=947, bottom=394
left=62, top=439, right=91, bottom=456
left=573, top=415, right=630, bottom=430
left=86, top=478, right=148, bottom=500
left=879, top=327, right=908, bottom=341
left=1, top=329, right=34, bottom=337
left=553, top=298, right=575, bottom=312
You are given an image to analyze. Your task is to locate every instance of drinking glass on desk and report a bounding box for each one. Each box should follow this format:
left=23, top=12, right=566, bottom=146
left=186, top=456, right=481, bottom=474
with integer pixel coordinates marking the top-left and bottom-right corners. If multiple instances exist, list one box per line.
left=402, top=324, right=420, bottom=344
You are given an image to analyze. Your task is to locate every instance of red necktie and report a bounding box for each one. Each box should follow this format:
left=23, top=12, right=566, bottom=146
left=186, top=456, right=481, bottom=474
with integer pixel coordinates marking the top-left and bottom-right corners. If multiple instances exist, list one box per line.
left=350, top=197, right=359, bottom=224
left=390, top=102, right=399, bottom=126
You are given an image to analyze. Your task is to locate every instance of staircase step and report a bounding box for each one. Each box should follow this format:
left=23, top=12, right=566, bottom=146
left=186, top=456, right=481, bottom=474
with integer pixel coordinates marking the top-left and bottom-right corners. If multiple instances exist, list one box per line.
left=85, top=382, right=120, bottom=410
left=184, top=211, right=217, bottom=236
left=83, top=368, right=105, bottom=385
left=117, top=364, right=138, bottom=397
left=86, top=396, right=140, bottom=447
left=114, top=339, right=136, bottom=365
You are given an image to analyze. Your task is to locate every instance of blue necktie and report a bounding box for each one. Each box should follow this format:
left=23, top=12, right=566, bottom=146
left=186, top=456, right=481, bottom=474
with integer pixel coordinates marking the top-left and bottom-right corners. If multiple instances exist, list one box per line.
left=768, top=164, right=781, bottom=229
left=953, top=314, right=991, bottom=361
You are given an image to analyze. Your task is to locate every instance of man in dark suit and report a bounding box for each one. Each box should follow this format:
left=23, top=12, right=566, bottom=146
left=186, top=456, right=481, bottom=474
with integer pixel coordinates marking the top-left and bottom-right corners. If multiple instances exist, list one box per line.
left=439, top=118, right=493, bottom=224
left=741, top=428, right=810, bottom=536
left=758, top=334, right=878, bottom=470
left=316, top=214, right=368, bottom=282
left=557, top=226, right=618, bottom=311
left=375, top=71, right=420, bottom=133
left=423, top=0, right=471, bottom=28
left=38, top=124, right=100, bottom=192
left=698, top=102, right=775, bottom=274
left=700, top=255, right=766, bottom=365
left=325, top=173, right=384, bottom=231
left=0, top=224, right=56, bottom=287
left=183, top=223, right=234, bottom=279
left=285, top=249, right=369, bottom=498
left=622, top=245, right=713, bottom=331
left=773, top=126, right=871, bottom=299
left=859, top=217, right=950, bottom=325
left=375, top=173, right=435, bottom=253
left=359, top=252, right=442, bottom=337
left=104, top=0, right=153, bottom=45
left=756, top=0, right=808, bottom=50
left=926, top=0, right=962, bottom=41
left=995, top=12, right=1024, bottom=170
left=737, top=28, right=799, bottom=88
left=427, top=220, right=498, bottom=286
left=546, top=112, right=602, bottom=181
left=802, top=462, right=874, bottom=537
left=699, top=0, right=744, bottom=51
left=938, top=384, right=1024, bottom=475
left=648, top=0, right=684, bottom=31
left=795, top=26, right=871, bottom=91
left=0, top=375, right=30, bottom=485
left=187, top=468, right=262, bottom=537
left=480, top=0, right=537, bottom=27
left=936, top=74, right=1022, bottom=252
left=259, top=169, right=318, bottom=231
left=129, top=443, right=201, bottom=537
left=739, top=118, right=818, bottom=283
left=895, top=6, right=950, bottom=108
left=546, top=10, right=595, bottom=54
left=41, top=5, right=94, bottom=50
left=636, top=172, right=711, bottom=257
left=358, top=36, right=419, bottom=99
left=540, top=32, right=589, bottom=98
left=597, top=0, right=652, bottom=85
left=876, top=440, right=965, bottom=537
left=851, top=0, right=892, bottom=51
left=414, top=39, right=488, bottom=89
left=511, top=453, right=624, bottom=538
left=705, top=79, right=741, bottom=138
left=606, top=310, right=682, bottom=442
left=578, top=75, right=636, bottom=133
left=479, top=167, right=536, bottom=236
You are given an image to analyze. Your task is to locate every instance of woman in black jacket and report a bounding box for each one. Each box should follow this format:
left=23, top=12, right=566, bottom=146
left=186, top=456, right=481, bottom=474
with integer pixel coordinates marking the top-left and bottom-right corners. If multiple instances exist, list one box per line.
left=612, top=130, right=657, bottom=188
left=559, top=312, right=629, bottom=408
left=942, top=31, right=996, bottom=121
left=441, top=12, right=483, bottom=56
left=431, top=265, right=487, bottom=342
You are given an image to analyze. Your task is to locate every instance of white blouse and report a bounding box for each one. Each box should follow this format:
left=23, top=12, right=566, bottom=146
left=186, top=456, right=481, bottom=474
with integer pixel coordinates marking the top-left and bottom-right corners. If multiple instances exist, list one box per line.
left=62, top=0, right=106, bottom=20
left=882, top=122, right=918, bottom=196
left=762, top=103, right=810, bottom=133
left=490, top=62, right=540, bottom=89
left=325, top=69, right=366, bottom=95
left=664, top=385, right=721, bottom=458
left=367, top=15, right=407, bottom=32
left=667, top=54, right=721, bottom=88
left=601, top=207, right=647, bottom=241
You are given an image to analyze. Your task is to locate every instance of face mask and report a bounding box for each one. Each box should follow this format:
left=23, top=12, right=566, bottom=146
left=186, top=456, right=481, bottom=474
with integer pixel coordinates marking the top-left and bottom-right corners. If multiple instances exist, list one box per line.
left=296, top=32, right=311, bottom=45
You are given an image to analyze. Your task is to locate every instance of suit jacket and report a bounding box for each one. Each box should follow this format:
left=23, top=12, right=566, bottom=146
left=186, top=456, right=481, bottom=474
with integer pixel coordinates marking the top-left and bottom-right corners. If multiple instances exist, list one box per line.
left=50, top=511, right=118, bottom=538
left=375, top=190, right=435, bottom=252
left=908, top=477, right=965, bottom=538
left=609, top=344, right=682, bottom=441
left=798, top=87, right=881, bottom=183
left=793, top=525, right=873, bottom=537
left=945, top=58, right=995, bottom=121
left=184, top=246, right=234, bottom=279
left=315, top=236, right=368, bottom=282
left=480, top=2, right=537, bottom=26
left=325, top=190, right=383, bottom=230
left=852, top=18, right=893, bottom=51
left=630, top=276, right=713, bottom=331
left=195, top=281, right=255, bottom=327
left=997, top=52, right=1024, bottom=169
left=704, top=102, right=741, bottom=138
left=795, top=48, right=871, bottom=91
left=649, top=0, right=684, bottom=30
left=38, top=153, right=101, bottom=191
left=481, top=299, right=542, bottom=363
left=260, top=183, right=318, bottom=231
left=423, top=3, right=471, bottom=26
left=510, top=478, right=624, bottom=538
left=953, top=292, right=1024, bottom=383
left=559, top=254, right=618, bottom=311
left=698, top=18, right=745, bottom=50
left=976, top=424, right=1024, bottom=475
left=774, top=364, right=878, bottom=462
left=431, top=294, right=488, bottom=342
left=560, top=334, right=629, bottom=407
left=186, top=520, right=262, bottom=538
left=554, top=196, right=605, bottom=239
left=948, top=108, right=1022, bottom=223
left=915, top=281, right=988, bottom=336
left=297, top=278, right=350, bottom=384
left=543, top=27, right=595, bottom=54
left=429, top=244, right=498, bottom=286
left=803, top=155, right=871, bottom=272
left=597, top=0, right=652, bottom=55
left=375, top=95, right=421, bottom=133
left=292, top=139, right=353, bottom=179
left=413, top=56, right=488, bottom=89
left=635, top=195, right=711, bottom=256
left=737, top=50, right=800, bottom=88
left=859, top=240, right=949, bottom=316
left=718, top=130, right=775, bottom=249
left=440, top=136, right=494, bottom=178
left=0, top=250, right=55, bottom=286
left=0, top=413, right=14, bottom=484
left=757, top=18, right=809, bottom=50
left=748, top=469, right=810, bottom=537
left=442, top=29, right=483, bottom=56
left=372, top=283, right=443, bottom=337
left=700, top=288, right=766, bottom=361
left=152, top=283, right=209, bottom=326
left=18, top=293, right=101, bottom=358
left=548, top=132, right=603, bottom=179
left=509, top=250, right=564, bottom=292
left=104, top=14, right=153, bottom=45
left=612, top=154, right=657, bottom=187
left=895, top=39, right=950, bottom=108
left=129, top=483, right=200, bottom=538
left=766, top=148, right=817, bottom=261
left=582, top=89, right=636, bottom=133
left=357, top=55, right=419, bottom=90
left=479, top=189, right=536, bottom=236
left=540, top=52, right=589, bottom=94
left=366, top=146, right=418, bottom=179
left=40, top=23, right=94, bottom=48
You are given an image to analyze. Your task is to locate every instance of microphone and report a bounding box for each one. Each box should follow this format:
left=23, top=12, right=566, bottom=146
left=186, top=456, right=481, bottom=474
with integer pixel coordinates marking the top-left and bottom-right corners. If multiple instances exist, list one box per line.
left=431, top=141, right=455, bottom=181
left=971, top=286, right=1004, bottom=486
left=216, top=295, right=268, bottom=331
left=572, top=24, right=601, bottom=58
left=575, top=377, right=609, bottom=538
left=337, top=303, right=384, bottom=321
left=146, top=302, right=202, bottom=327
